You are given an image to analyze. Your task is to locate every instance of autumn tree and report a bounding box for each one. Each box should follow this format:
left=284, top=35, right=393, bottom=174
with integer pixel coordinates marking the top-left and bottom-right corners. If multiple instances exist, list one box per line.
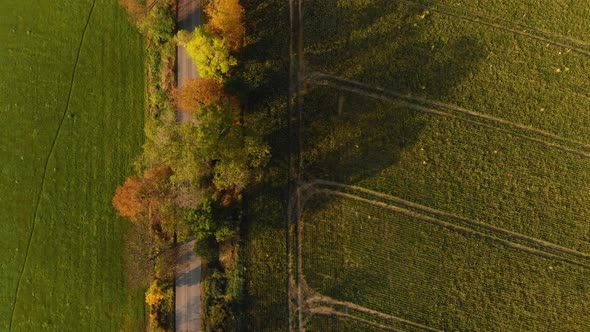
left=204, top=0, right=246, bottom=51
left=177, top=28, right=237, bottom=81
left=175, top=78, right=225, bottom=114
left=112, top=165, right=174, bottom=223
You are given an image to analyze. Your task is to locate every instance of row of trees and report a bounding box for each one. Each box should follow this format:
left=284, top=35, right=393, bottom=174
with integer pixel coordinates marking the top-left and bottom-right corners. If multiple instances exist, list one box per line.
left=114, top=0, right=262, bottom=330
left=173, top=1, right=254, bottom=330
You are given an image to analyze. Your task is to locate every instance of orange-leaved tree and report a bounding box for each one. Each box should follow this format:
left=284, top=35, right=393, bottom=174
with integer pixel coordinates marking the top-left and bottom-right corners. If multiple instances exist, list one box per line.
left=204, top=0, right=245, bottom=51
left=113, top=165, right=173, bottom=222
left=175, top=78, right=225, bottom=114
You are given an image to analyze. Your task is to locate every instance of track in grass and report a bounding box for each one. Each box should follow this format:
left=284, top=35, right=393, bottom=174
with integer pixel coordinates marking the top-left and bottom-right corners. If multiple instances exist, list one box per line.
left=398, top=0, right=590, bottom=58
left=294, top=180, right=590, bottom=271
left=8, top=1, right=97, bottom=330
left=297, top=185, right=590, bottom=330
left=305, top=292, right=442, bottom=332
left=308, top=72, right=590, bottom=159
left=423, top=0, right=590, bottom=48
left=306, top=307, right=405, bottom=332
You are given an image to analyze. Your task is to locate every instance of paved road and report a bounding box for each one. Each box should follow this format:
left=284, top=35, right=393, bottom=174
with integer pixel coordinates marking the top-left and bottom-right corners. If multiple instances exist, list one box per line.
left=175, top=239, right=202, bottom=332
left=176, top=0, right=201, bottom=124
left=175, top=1, right=203, bottom=331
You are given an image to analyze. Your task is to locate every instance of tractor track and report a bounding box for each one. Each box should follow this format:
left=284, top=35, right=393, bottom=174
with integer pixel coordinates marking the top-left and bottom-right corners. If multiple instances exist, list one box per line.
left=306, top=294, right=442, bottom=332
left=308, top=73, right=590, bottom=159
left=313, top=186, right=590, bottom=269
left=398, top=0, right=590, bottom=58
left=307, top=306, right=406, bottom=332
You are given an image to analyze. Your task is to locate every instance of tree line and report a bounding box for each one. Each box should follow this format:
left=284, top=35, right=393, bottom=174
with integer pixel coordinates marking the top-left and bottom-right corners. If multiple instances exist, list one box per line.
left=116, top=0, right=261, bottom=330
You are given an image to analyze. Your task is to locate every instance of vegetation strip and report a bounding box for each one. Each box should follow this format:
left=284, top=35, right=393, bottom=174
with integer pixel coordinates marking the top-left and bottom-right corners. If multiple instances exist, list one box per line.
left=8, top=1, right=97, bottom=330
left=309, top=73, right=590, bottom=158
left=117, top=0, right=267, bottom=330
left=398, top=0, right=590, bottom=58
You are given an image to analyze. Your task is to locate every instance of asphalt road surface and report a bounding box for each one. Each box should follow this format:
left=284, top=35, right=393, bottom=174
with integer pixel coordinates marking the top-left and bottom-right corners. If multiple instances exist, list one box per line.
left=175, top=1, right=202, bottom=331
left=176, top=0, right=201, bottom=124
left=175, top=239, right=202, bottom=332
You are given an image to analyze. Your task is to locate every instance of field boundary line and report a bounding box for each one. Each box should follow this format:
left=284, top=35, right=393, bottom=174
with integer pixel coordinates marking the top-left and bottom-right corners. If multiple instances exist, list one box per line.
left=287, top=0, right=305, bottom=330
left=306, top=294, right=442, bottom=332
left=398, top=0, right=590, bottom=58
left=287, top=0, right=295, bottom=328
left=309, top=73, right=590, bottom=159
left=8, top=1, right=97, bottom=330
left=312, top=186, right=590, bottom=269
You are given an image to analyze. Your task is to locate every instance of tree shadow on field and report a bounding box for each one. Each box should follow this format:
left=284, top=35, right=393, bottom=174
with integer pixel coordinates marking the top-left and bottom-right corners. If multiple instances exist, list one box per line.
left=298, top=2, right=487, bottom=324
left=232, top=0, right=291, bottom=157
left=300, top=0, right=486, bottom=184
left=236, top=1, right=293, bottom=331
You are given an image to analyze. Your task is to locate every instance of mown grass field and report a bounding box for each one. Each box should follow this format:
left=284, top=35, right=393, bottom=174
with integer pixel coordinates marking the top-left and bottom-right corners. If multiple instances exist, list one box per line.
left=296, top=0, right=590, bottom=330
left=0, top=0, right=145, bottom=330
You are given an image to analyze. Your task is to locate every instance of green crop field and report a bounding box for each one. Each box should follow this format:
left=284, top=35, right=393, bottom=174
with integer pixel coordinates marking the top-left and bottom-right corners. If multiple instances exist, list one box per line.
left=0, top=0, right=145, bottom=330
left=290, top=0, right=590, bottom=330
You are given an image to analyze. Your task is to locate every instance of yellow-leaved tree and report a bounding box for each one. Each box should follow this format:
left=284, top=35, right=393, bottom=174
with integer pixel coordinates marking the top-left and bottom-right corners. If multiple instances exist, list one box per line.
left=177, top=28, right=237, bottom=81
left=204, top=0, right=246, bottom=51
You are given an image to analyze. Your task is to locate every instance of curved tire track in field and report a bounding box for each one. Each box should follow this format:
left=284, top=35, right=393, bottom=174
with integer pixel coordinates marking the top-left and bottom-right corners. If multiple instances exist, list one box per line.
left=311, top=186, right=590, bottom=269
left=8, top=1, right=96, bottom=330
left=307, top=306, right=405, bottom=332
left=398, top=0, right=590, bottom=58
left=309, top=73, right=590, bottom=159
left=305, top=294, right=442, bottom=332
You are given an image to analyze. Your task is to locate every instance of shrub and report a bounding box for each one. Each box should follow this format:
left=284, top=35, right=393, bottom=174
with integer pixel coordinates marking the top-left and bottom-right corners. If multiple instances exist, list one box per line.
left=184, top=198, right=238, bottom=243
left=145, top=280, right=165, bottom=307
left=146, top=280, right=174, bottom=331
left=194, top=236, right=219, bottom=262
left=140, top=3, right=176, bottom=43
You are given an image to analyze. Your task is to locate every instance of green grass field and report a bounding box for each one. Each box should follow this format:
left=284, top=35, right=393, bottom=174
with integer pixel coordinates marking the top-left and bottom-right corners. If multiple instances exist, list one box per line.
left=0, top=0, right=145, bottom=330
left=301, top=196, right=590, bottom=331
left=295, top=0, right=590, bottom=330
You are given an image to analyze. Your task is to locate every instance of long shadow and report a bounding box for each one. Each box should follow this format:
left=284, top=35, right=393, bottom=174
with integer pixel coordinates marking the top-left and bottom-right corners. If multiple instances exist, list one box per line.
left=176, top=0, right=202, bottom=32
left=176, top=265, right=201, bottom=287
left=300, top=0, right=486, bottom=185
left=297, top=1, right=486, bottom=327
left=234, top=0, right=291, bottom=154
left=237, top=1, right=292, bottom=331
